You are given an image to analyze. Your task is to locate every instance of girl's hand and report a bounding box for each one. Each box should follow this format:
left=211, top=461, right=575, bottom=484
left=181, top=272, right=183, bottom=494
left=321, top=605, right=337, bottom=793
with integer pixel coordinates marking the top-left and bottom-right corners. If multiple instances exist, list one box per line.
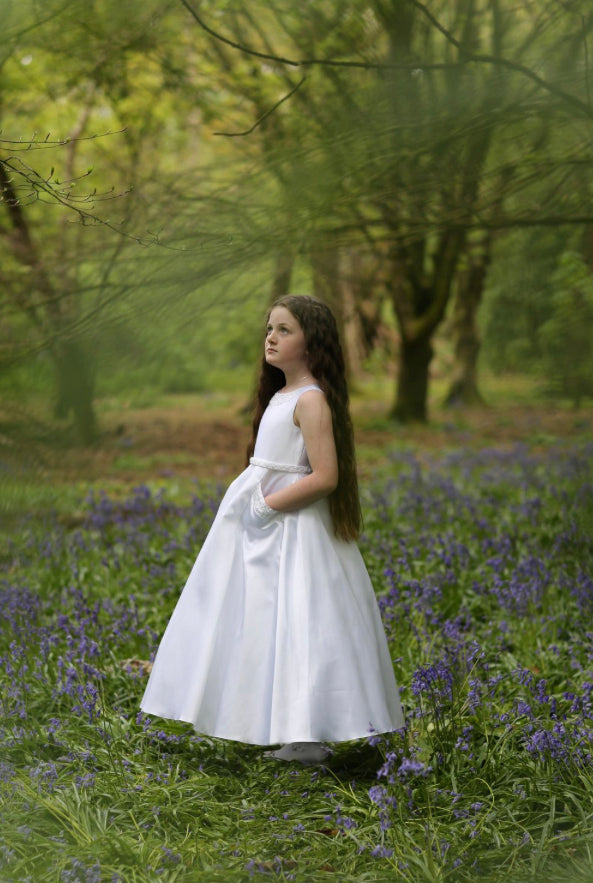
left=250, top=482, right=283, bottom=525
left=263, top=390, right=338, bottom=514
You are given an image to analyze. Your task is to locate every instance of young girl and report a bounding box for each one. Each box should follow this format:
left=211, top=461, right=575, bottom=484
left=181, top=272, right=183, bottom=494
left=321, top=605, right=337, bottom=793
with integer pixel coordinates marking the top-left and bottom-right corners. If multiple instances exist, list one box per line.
left=141, top=295, right=403, bottom=763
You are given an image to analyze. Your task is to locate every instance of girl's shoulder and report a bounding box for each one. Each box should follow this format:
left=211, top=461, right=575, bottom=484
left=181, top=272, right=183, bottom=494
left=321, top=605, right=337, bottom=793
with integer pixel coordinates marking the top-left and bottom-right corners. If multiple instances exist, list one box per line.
left=294, top=385, right=325, bottom=405
left=298, top=386, right=326, bottom=402
left=297, top=384, right=323, bottom=396
left=293, top=386, right=330, bottom=427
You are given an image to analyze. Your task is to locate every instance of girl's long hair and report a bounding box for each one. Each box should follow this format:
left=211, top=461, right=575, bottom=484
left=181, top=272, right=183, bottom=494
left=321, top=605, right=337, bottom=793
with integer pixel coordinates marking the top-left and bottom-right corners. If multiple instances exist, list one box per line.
left=246, top=294, right=361, bottom=541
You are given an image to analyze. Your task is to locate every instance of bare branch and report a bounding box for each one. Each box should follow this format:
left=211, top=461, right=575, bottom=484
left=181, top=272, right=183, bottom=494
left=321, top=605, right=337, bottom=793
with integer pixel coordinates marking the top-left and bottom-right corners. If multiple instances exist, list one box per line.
left=408, top=0, right=593, bottom=118
left=0, top=130, right=127, bottom=151
left=178, top=0, right=461, bottom=71
left=214, top=77, right=307, bottom=137
left=0, top=157, right=152, bottom=244
left=180, top=0, right=593, bottom=120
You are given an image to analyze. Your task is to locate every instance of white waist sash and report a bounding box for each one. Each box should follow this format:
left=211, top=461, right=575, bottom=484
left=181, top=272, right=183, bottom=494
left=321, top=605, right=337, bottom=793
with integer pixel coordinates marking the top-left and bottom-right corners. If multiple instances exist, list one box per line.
left=250, top=456, right=311, bottom=474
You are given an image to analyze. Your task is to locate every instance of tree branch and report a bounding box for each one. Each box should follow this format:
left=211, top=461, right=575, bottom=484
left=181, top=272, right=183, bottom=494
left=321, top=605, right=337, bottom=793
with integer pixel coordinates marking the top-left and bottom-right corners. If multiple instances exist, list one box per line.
left=1, top=156, right=150, bottom=244
left=329, top=215, right=593, bottom=243
left=179, top=0, right=593, bottom=120
left=178, top=0, right=462, bottom=71
left=408, top=0, right=593, bottom=118
left=0, top=1, right=72, bottom=61
left=0, top=130, right=126, bottom=151
left=214, top=77, right=307, bottom=137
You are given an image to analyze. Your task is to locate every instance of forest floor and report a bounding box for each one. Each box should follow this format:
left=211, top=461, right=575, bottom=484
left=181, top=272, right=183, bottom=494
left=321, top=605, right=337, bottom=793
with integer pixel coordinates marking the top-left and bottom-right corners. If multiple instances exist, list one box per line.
left=2, top=389, right=592, bottom=492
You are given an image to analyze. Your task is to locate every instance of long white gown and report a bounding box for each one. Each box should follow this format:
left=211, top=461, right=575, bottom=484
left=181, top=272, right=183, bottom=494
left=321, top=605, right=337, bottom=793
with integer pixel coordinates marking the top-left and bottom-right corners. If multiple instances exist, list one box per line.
left=140, top=385, right=403, bottom=745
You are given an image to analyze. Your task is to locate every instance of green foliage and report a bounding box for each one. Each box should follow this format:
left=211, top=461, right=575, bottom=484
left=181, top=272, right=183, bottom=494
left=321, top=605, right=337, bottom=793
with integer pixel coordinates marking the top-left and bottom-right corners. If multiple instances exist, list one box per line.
left=90, top=260, right=293, bottom=397
left=3, top=0, right=593, bottom=428
left=480, top=228, right=572, bottom=375
left=538, top=252, right=593, bottom=407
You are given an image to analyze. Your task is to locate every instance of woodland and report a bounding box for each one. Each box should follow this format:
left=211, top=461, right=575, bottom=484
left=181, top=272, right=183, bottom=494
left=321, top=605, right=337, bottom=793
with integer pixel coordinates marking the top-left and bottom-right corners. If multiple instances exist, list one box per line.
left=1, top=0, right=593, bottom=448
left=3, top=4, right=593, bottom=883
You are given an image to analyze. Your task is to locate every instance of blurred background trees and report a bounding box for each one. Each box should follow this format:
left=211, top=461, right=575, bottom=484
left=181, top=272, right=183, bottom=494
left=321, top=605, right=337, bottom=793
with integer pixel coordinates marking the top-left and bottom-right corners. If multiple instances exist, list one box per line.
left=2, top=0, right=593, bottom=442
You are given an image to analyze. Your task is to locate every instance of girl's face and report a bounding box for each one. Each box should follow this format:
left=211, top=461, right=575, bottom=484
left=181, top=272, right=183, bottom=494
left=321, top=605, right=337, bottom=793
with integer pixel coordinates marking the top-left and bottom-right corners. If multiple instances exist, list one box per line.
left=265, top=306, right=309, bottom=377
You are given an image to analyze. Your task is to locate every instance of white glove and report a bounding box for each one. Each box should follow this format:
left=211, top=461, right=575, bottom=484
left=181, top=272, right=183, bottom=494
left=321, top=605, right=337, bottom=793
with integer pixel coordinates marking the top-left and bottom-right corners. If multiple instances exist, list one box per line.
left=251, top=482, right=281, bottom=524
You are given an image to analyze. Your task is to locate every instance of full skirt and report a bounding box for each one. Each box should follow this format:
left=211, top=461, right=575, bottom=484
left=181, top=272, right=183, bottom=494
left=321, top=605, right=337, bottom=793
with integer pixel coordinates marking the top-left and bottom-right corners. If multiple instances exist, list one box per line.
left=140, top=464, right=403, bottom=745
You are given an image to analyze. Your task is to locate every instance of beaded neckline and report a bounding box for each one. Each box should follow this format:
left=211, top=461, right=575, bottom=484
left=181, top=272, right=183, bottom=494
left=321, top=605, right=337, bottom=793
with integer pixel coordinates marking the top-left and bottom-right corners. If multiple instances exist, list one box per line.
left=272, top=384, right=321, bottom=399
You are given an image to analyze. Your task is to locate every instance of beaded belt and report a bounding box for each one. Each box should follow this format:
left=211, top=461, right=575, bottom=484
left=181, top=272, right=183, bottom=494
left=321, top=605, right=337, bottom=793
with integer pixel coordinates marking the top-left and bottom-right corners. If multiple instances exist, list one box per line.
left=249, top=456, right=311, bottom=474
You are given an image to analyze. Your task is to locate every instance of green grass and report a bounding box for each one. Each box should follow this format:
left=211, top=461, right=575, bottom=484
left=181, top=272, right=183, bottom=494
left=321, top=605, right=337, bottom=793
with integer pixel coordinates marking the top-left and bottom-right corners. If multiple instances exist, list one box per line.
left=2, top=442, right=593, bottom=881
left=110, top=453, right=198, bottom=472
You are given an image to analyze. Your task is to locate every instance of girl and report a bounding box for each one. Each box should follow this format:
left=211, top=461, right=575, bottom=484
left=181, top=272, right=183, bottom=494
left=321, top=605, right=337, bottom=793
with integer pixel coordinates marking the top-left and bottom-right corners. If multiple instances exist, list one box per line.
left=141, top=295, right=403, bottom=763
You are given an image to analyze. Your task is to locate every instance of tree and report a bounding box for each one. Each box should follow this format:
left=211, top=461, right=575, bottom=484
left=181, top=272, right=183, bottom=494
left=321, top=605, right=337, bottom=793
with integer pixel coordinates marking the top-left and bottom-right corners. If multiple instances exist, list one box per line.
left=179, top=0, right=593, bottom=421
left=480, top=226, right=574, bottom=376
left=443, top=233, right=491, bottom=408
left=539, top=252, right=593, bottom=408
left=0, top=0, right=213, bottom=441
left=5, top=0, right=593, bottom=437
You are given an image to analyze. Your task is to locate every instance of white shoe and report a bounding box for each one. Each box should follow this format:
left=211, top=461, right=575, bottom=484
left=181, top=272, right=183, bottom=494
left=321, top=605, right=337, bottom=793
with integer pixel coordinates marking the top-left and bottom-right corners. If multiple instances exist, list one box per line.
left=263, top=742, right=331, bottom=764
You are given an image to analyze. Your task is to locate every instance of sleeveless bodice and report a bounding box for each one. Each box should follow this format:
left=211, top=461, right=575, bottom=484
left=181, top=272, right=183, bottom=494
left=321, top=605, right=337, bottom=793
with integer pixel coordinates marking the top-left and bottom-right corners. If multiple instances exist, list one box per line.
left=251, top=385, right=321, bottom=473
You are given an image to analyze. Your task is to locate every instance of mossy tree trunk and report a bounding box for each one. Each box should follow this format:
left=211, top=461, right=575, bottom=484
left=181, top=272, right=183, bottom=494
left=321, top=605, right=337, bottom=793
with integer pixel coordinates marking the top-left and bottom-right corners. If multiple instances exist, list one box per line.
left=0, top=160, right=98, bottom=444
left=311, top=244, right=353, bottom=375
left=341, top=250, right=372, bottom=379
left=388, top=230, right=466, bottom=423
left=444, top=237, right=492, bottom=407
left=392, top=333, right=434, bottom=422
left=269, top=254, right=294, bottom=302
left=53, top=340, right=97, bottom=444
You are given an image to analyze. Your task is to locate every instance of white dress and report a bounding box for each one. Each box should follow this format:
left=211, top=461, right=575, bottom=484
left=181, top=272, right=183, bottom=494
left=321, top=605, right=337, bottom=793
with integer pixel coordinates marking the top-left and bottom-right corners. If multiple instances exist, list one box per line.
left=140, top=385, right=403, bottom=745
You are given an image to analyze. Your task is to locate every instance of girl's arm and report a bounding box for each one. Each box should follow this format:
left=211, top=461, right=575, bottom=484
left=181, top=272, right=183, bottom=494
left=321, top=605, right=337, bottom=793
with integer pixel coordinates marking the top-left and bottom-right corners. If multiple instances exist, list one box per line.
left=263, top=390, right=338, bottom=512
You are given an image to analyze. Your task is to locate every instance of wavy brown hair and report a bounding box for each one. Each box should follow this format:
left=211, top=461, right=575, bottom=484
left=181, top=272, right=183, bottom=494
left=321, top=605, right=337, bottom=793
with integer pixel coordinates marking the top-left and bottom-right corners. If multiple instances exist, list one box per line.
left=246, top=294, right=361, bottom=541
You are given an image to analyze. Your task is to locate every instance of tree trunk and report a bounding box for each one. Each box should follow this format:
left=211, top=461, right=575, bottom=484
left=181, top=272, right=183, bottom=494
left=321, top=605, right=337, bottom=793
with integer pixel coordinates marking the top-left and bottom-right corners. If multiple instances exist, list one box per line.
left=269, top=253, right=294, bottom=301
left=311, top=245, right=352, bottom=375
left=53, top=339, right=97, bottom=444
left=388, top=229, right=465, bottom=424
left=444, top=252, right=489, bottom=407
left=341, top=250, right=370, bottom=378
left=311, top=246, right=342, bottom=325
left=391, top=333, right=433, bottom=422
left=581, top=224, right=593, bottom=271
left=1, top=159, right=98, bottom=444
